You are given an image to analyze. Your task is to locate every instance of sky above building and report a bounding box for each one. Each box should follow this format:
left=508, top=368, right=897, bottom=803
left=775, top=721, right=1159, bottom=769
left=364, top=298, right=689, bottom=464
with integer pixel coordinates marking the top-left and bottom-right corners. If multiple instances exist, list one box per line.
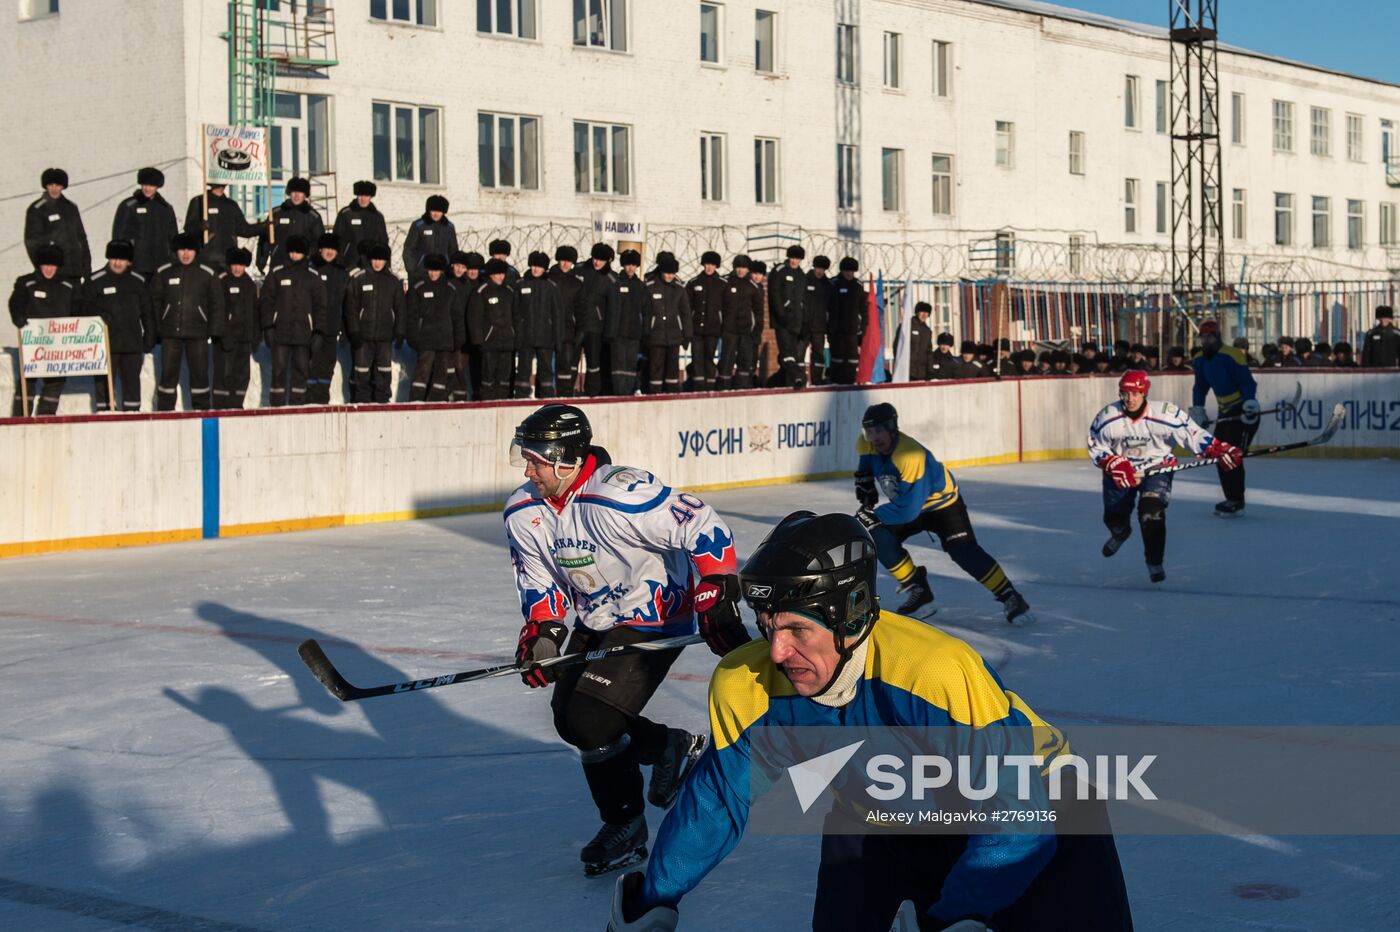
left=1061, top=0, right=1400, bottom=84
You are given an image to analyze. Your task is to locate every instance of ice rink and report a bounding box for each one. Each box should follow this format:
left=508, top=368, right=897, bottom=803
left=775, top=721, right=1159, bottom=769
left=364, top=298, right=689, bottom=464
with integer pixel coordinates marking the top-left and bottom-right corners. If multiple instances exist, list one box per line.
left=1, top=457, right=1397, bottom=931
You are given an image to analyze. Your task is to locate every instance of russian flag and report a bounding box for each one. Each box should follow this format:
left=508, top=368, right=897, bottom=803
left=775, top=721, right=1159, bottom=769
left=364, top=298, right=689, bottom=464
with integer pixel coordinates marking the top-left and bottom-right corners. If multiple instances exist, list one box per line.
left=858, top=272, right=887, bottom=383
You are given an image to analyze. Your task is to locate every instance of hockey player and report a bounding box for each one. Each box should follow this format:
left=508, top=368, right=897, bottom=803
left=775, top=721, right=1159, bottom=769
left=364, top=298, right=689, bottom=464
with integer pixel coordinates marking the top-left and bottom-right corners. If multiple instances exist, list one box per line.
left=1090, top=370, right=1241, bottom=582
left=1188, top=320, right=1259, bottom=516
left=504, top=404, right=739, bottom=877
left=607, top=512, right=1133, bottom=932
left=855, top=403, right=1032, bottom=624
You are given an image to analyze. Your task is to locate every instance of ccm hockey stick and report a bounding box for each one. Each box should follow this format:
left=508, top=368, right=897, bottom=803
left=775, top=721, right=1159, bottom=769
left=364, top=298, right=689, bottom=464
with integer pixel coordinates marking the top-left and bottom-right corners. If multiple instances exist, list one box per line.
left=1147, top=403, right=1344, bottom=477
left=298, top=633, right=704, bottom=702
left=1206, top=381, right=1302, bottom=427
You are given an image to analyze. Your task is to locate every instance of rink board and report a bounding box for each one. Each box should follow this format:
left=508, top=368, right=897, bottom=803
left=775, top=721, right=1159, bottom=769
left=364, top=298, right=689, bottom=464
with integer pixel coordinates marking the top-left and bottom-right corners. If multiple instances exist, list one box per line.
left=1, top=371, right=1395, bottom=557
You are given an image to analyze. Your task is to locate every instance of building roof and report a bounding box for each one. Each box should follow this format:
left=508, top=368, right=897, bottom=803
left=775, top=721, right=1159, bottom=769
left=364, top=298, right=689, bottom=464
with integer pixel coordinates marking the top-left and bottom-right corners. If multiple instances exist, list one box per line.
left=971, top=0, right=1400, bottom=90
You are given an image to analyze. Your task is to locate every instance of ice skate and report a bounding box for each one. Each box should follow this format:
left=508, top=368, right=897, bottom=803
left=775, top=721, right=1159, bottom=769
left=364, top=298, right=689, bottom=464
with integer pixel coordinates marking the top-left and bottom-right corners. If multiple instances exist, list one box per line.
left=895, top=566, right=936, bottom=617
left=582, top=815, right=648, bottom=878
left=1147, top=563, right=1166, bottom=584
left=1213, top=499, right=1245, bottom=518
left=648, top=729, right=706, bottom=808
left=1102, top=526, right=1131, bottom=557
left=1002, top=591, right=1034, bottom=626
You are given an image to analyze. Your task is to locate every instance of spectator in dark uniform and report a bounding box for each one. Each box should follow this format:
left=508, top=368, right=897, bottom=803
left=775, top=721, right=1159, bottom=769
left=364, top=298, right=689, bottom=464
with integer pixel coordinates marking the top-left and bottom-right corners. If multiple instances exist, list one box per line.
left=512, top=251, right=562, bottom=399
left=1231, top=336, right=1260, bottom=367
left=257, top=177, right=324, bottom=273
left=308, top=233, right=349, bottom=403
left=768, top=245, right=807, bottom=387
left=828, top=258, right=865, bottom=384
left=995, top=338, right=1014, bottom=376
left=84, top=240, right=154, bottom=412
left=549, top=246, right=586, bottom=398
left=717, top=254, right=763, bottom=391
left=450, top=250, right=485, bottom=401
left=1162, top=346, right=1191, bottom=372
left=577, top=243, right=616, bottom=396
left=1361, top=306, right=1399, bottom=367
left=1271, top=336, right=1303, bottom=367
left=606, top=249, right=647, bottom=396
left=800, top=255, right=832, bottom=386
left=113, top=167, right=178, bottom=277
left=467, top=258, right=516, bottom=400
left=1108, top=339, right=1131, bottom=372
left=259, top=234, right=326, bottom=407
left=928, top=332, right=956, bottom=379
left=331, top=180, right=388, bottom=270
left=9, top=244, right=78, bottom=415
left=402, top=196, right=457, bottom=286
left=1305, top=341, right=1333, bottom=367
left=344, top=243, right=404, bottom=404
left=489, top=238, right=521, bottom=285
left=685, top=250, right=726, bottom=392
left=25, top=167, right=90, bottom=282
left=1333, top=341, right=1357, bottom=368
left=183, top=183, right=260, bottom=270
left=1080, top=342, right=1101, bottom=368
left=898, top=301, right=933, bottom=380
left=642, top=253, right=692, bottom=394
left=213, top=247, right=259, bottom=410
left=948, top=340, right=984, bottom=379
left=150, top=232, right=223, bottom=411
left=406, top=254, right=463, bottom=402
left=1294, top=338, right=1315, bottom=364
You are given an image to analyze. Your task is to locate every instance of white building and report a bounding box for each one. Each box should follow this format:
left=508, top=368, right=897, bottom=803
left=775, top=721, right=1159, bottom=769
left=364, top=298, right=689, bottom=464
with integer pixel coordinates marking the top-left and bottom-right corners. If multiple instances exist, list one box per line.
left=4, top=0, right=1400, bottom=403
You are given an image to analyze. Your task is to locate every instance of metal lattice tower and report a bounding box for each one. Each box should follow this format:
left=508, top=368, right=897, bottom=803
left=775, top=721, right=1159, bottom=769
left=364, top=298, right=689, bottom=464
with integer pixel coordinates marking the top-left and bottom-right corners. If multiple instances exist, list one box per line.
left=1169, top=0, right=1225, bottom=312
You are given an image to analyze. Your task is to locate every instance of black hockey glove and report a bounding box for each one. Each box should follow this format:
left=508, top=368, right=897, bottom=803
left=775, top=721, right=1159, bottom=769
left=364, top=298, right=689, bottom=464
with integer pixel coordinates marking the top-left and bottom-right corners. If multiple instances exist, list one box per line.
left=854, top=472, right=878, bottom=509
left=515, top=619, right=568, bottom=688
left=693, top=573, right=750, bottom=657
left=855, top=507, right=881, bottom=532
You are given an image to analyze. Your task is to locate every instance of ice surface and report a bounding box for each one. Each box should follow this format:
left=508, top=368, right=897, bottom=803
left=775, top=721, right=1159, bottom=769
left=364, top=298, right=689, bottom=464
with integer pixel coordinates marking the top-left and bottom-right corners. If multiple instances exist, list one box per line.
left=0, top=458, right=1396, bottom=930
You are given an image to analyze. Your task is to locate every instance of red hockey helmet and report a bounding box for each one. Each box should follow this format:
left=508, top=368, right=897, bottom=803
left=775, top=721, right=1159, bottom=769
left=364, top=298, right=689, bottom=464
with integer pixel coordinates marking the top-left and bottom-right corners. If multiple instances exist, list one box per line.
left=1198, top=320, right=1221, bottom=337
left=1118, top=370, right=1151, bottom=395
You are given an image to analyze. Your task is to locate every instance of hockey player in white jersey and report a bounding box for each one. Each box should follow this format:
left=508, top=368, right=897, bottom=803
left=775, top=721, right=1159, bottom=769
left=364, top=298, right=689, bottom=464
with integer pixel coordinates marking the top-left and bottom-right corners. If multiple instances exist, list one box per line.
left=1088, top=370, right=1242, bottom=583
left=503, top=404, right=746, bottom=877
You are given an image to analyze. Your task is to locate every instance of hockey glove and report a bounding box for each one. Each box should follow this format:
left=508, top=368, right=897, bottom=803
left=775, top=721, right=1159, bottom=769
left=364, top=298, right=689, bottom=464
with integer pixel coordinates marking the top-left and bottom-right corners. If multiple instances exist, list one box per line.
left=854, top=472, right=879, bottom=509
left=1240, top=398, right=1261, bottom=425
left=693, top=573, right=750, bottom=657
left=607, top=872, right=678, bottom=932
left=515, top=619, right=568, bottom=688
left=855, top=507, right=882, bottom=532
left=1204, top=438, right=1243, bottom=470
left=1102, top=454, right=1138, bottom=489
left=1188, top=404, right=1209, bottom=427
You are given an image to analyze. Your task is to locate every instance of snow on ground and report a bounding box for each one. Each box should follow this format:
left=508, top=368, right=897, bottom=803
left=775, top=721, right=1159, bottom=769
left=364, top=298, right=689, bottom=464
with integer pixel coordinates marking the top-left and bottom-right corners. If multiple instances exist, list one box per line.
left=0, top=458, right=1397, bottom=930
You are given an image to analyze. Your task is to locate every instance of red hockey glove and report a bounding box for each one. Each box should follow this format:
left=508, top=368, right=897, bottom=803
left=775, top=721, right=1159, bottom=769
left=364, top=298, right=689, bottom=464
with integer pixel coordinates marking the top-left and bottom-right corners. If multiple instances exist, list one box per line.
left=515, top=619, right=568, bottom=688
left=1102, top=454, right=1138, bottom=489
left=1204, top=439, right=1243, bottom=470
left=693, top=573, right=750, bottom=657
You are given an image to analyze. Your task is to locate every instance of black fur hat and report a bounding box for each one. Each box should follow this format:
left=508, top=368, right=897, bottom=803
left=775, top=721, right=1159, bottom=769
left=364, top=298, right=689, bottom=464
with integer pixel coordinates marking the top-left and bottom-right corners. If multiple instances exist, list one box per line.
left=41, top=167, right=68, bottom=188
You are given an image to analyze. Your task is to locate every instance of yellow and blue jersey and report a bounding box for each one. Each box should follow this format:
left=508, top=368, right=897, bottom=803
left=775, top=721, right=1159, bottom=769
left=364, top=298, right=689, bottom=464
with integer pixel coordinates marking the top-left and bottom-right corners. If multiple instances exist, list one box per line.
left=856, top=433, right=960, bottom=525
left=1191, top=345, right=1256, bottom=411
left=640, top=612, right=1068, bottom=920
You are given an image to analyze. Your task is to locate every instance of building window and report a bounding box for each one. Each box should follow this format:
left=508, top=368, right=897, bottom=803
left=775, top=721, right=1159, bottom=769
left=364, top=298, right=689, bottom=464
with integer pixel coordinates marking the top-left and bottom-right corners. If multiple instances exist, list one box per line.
left=477, top=0, right=535, bottom=38
left=1155, top=80, right=1167, bottom=134
left=19, top=0, right=58, bottom=19
left=269, top=92, right=331, bottom=181
left=994, top=231, right=1015, bottom=276
left=754, top=137, right=779, bottom=204
left=1346, top=113, right=1364, bottom=162
left=1068, top=234, right=1084, bottom=276
left=1155, top=181, right=1168, bottom=235
left=1125, top=75, right=1140, bottom=129
left=931, top=40, right=951, bottom=97
left=574, top=0, right=627, bottom=51
left=931, top=283, right=953, bottom=332
left=1232, top=188, right=1246, bottom=240
left=882, top=32, right=901, bottom=89
left=371, top=0, right=437, bottom=26
left=1310, top=107, right=1331, bottom=156
left=1381, top=202, right=1397, bottom=246
left=1203, top=99, right=1218, bottom=137
left=1125, top=179, right=1138, bottom=234
left=836, top=23, right=857, bottom=84
left=881, top=147, right=902, bottom=211
left=700, top=3, right=722, bottom=64
left=1273, top=100, right=1294, bottom=152
left=931, top=154, right=953, bottom=215
left=700, top=132, right=726, bottom=201
left=995, top=121, right=1014, bottom=168
left=1231, top=92, right=1245, bottom=144
left=373, top=102, right=439, bottom=184
left=754, top=10, right=776, bottom=73
left=1204, top=184, right=1219, bottom=239
left=573, top=120, right=631, bottom=195
left=1312, top=196, right=1330, bottom=247
left=1068, top=131, right=1085, bottom=175
left=1274, top=193, right=1294, bottom=245
left=478, top=112, right=540, bottom=190
left=837, top=144, right=857, bottom=209
left=1347, top=199, right=1365, bottom=250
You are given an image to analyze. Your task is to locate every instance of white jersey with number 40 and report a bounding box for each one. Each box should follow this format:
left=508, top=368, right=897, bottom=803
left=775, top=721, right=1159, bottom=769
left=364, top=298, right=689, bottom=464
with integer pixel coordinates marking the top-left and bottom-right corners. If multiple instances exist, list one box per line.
left=1087, top=400, right=1216, bottom=472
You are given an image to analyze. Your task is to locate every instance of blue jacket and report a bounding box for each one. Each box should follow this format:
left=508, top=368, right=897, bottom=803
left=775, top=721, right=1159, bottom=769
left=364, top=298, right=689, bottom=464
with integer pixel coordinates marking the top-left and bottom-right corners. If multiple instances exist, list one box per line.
left=856, top=433, right=960, bottom=526
left=1191, top=346, right=1256, bottom=412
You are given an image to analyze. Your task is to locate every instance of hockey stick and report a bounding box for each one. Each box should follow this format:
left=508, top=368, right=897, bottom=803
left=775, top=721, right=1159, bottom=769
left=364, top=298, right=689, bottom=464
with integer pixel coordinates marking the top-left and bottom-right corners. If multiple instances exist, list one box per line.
left=298, top=633, right=704, bottom=702
left=1146, top=403, right=1344, bottom=476
left=1206, top=381, right=1302, bottom=427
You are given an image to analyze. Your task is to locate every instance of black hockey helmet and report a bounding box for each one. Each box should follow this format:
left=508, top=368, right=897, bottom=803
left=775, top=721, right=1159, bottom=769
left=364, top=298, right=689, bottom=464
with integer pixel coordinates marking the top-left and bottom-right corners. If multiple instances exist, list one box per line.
left=740, top=512, right=880, bottom=642
left=861, top=402, right=898, bottom=433
left=510, top=404, right=592, bottom=469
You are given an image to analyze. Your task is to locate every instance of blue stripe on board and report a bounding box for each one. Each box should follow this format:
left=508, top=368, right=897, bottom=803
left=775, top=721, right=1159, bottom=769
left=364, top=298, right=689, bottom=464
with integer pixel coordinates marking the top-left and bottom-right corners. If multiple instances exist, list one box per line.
left=202, top=417, right=220, bottom=539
